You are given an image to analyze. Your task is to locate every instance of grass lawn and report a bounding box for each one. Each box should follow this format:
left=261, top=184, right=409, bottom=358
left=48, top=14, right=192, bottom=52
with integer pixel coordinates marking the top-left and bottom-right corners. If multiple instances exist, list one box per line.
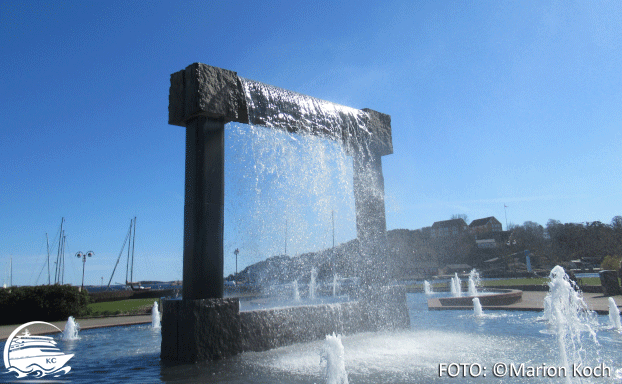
left=481, top=278, right=548, bottom=287
left=87, top=298, right=159, bottom=317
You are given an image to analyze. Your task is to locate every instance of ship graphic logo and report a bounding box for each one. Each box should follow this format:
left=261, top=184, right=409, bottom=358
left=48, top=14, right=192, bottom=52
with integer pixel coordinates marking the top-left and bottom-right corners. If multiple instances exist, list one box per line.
left=3, top=321, right=73, bottom=378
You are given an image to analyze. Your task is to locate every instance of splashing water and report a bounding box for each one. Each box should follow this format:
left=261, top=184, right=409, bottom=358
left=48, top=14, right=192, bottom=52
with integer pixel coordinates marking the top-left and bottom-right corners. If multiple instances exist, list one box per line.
left=468, top=269, right=480, bottom=296
left=62, top=316, right=80, bottom=340
left=310, top=268, right=317, bottom=300
left=293, top=280, right=301, bottom=302
left=545, top=266, right=599, bottom=381
left=321, top=333, right=348, bottom=384
left=608, top=297, right=621, bottom=330
left=332, top=274, right=339, bottom=297
left=542, top=294, right=552, bottom=322
left=450, top=273, right=461, bottom=297
left=152, top=301, right=161, bottom=329
left=225, top=123, right=357, bottom=288
left=225, top=78, right=391, bottom=290
left=423, top=280, right=433, bottom=295
left=472, top=298, right=483, bottom=317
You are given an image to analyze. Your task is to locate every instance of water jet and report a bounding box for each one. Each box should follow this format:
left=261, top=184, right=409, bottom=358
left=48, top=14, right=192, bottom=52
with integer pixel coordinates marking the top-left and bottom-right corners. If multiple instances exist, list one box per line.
left=293, top=280, right=301, bottom=302
left=310, top=268, right=317, bottom=300
left=152, top=301, right=161, bottom=329
left=472, top=297, right=483, bottom=317
left=607, top=297, right=621, bottom=330
left=62, top=316, right=80, bottom=340
left=467, top=269, right=479, bottom=296
left=423, top=280, right=433, bottom=294
left=450, top=273, right=462, bottom=297
left=321, top=333, right=349, bottom=384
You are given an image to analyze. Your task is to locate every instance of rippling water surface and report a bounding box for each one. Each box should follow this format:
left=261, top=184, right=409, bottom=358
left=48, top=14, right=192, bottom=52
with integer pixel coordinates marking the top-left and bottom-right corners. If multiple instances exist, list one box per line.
left=2, top=293, right=621, bottom=383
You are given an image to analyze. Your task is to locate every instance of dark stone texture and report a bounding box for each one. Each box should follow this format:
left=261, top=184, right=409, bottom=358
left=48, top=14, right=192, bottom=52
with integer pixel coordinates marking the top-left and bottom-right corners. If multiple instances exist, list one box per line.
left=161, top=286, right=409, bottom=363
left=169, top=63, right=248, bottom=126
left=161, top=298, right=242, bottom=362
left=599, top=270, right=621, bottom=296
left=169, top=64, right=393, bottom=158
left=182, top=117, right=225, bottom=300
left=359, top=108, right=393, bottom=157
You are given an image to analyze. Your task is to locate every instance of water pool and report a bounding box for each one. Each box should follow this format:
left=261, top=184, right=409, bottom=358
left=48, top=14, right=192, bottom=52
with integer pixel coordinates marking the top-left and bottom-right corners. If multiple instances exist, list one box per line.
left=2, top=293, right=621, bottom=383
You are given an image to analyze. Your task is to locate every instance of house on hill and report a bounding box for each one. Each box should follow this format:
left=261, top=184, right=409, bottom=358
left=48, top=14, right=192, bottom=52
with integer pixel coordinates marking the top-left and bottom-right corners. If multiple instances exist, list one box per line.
left=431, top=218, right=468, bottom=238
left=469, top=216, right=502, bottom=236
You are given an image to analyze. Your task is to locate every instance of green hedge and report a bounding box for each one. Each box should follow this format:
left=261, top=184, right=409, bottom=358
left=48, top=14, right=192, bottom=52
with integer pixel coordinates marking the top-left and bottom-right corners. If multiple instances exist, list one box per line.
left=0, top=285, right=91, bottom=325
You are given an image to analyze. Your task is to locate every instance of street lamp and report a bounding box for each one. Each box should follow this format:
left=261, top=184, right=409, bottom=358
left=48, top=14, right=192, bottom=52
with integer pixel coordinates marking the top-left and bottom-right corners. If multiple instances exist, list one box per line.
left=76, top=251, right=94, bottom=291
left=233, top=248, right=240, bottom=284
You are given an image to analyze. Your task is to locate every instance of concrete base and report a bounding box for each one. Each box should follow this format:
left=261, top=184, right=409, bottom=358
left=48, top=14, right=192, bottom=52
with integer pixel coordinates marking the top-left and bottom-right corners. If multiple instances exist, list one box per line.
left=161, top=286, right=409, bottom=363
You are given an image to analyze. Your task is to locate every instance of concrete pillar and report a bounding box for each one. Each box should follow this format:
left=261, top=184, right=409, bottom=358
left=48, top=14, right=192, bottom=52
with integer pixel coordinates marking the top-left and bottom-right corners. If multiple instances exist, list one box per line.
left=182, top=116, right=225, bottom=300
left=353, top=150, right=389, bottom=284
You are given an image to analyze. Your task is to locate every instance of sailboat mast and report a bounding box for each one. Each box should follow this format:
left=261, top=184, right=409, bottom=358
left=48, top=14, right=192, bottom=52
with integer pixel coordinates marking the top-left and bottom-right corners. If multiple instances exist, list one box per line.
left=61, top=233, right=66, bottom=284
left=109, top=222, right=131, bottom=288
left=125, top=218, right=132, bottom=284
left=55, top=217, right=64, bottom=284
left=130, top=217, right=136, bottom=284
left=46, top=233, right=50, bottom=285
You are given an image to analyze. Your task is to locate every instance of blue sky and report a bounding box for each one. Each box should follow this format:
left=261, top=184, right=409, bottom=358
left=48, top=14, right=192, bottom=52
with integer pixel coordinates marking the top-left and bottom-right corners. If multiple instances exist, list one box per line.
left=1, top=1, right=621, bottom=287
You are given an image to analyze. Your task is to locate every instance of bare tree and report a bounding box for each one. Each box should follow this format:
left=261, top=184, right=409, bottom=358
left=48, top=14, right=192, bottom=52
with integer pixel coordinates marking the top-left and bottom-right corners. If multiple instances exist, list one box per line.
left=451, top=214, right=469, bottom=224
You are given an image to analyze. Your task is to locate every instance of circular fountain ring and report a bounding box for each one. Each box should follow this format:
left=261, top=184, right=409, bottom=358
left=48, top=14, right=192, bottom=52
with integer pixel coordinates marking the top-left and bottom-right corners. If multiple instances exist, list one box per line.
left=429, top=289, right=523, bottom=309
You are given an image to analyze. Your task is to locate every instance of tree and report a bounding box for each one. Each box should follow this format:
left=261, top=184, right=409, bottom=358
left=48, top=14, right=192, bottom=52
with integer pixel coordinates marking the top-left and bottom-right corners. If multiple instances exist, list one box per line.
left=451, top=214, right=468, bottom=224
left=611, top=216, right=622, bottom=258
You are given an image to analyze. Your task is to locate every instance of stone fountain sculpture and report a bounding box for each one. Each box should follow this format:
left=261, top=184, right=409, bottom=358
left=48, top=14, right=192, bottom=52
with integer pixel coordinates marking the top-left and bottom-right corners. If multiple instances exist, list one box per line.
left=162, top=63, right=408, bottom=363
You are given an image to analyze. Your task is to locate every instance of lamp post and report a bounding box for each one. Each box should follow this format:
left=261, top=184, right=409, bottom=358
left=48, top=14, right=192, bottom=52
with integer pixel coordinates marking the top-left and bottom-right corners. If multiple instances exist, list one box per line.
left=233, top=248, right=239, bottom=284
left=76, top=251, right=94, bottom=291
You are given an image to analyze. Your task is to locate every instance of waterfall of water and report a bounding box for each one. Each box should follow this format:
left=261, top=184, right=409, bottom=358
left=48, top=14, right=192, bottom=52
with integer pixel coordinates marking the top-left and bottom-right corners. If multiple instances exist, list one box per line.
left=152, top=301, right=161, bottom=329
left=424, top=280, right=433, bottom=295
left=310, top=268, right=317, bottom=300
left=608, top=297, right=621, bottom=329
left=62, top=316, right=80, bottom=340
left=332, top=274, right=339, bottom=297
left=293, top=280, right=301, bottom=302
left=321, top=333, right=348, bottom=384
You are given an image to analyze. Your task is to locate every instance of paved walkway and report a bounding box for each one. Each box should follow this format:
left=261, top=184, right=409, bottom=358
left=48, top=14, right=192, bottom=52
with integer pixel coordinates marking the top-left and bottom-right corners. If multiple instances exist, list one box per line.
left=428, top=291, right=622, bottom=315
left=0, top=315, right=152, bottom=341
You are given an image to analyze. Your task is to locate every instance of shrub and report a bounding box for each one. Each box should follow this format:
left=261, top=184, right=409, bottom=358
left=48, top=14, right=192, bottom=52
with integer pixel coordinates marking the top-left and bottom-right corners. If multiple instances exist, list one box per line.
left=601, top=255, right=622, bottom=271
left=0, top=284, right=91, bottom=325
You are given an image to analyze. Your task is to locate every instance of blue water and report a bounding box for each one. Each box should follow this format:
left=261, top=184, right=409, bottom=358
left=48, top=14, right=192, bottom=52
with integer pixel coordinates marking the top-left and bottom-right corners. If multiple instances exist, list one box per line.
left=2, top=293, right=622, bottom=383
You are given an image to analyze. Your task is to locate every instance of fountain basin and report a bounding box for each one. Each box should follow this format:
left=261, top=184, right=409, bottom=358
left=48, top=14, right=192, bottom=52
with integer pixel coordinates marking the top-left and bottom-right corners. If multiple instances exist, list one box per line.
left=161, top=286, right=409, bottom=363
left=428, top=289, right=523, bottom=309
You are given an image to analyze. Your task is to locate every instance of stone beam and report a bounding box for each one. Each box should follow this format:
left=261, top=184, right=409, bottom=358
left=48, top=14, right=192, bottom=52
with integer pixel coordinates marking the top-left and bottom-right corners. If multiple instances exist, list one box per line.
left=169, top=63, right=392, bottom=156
